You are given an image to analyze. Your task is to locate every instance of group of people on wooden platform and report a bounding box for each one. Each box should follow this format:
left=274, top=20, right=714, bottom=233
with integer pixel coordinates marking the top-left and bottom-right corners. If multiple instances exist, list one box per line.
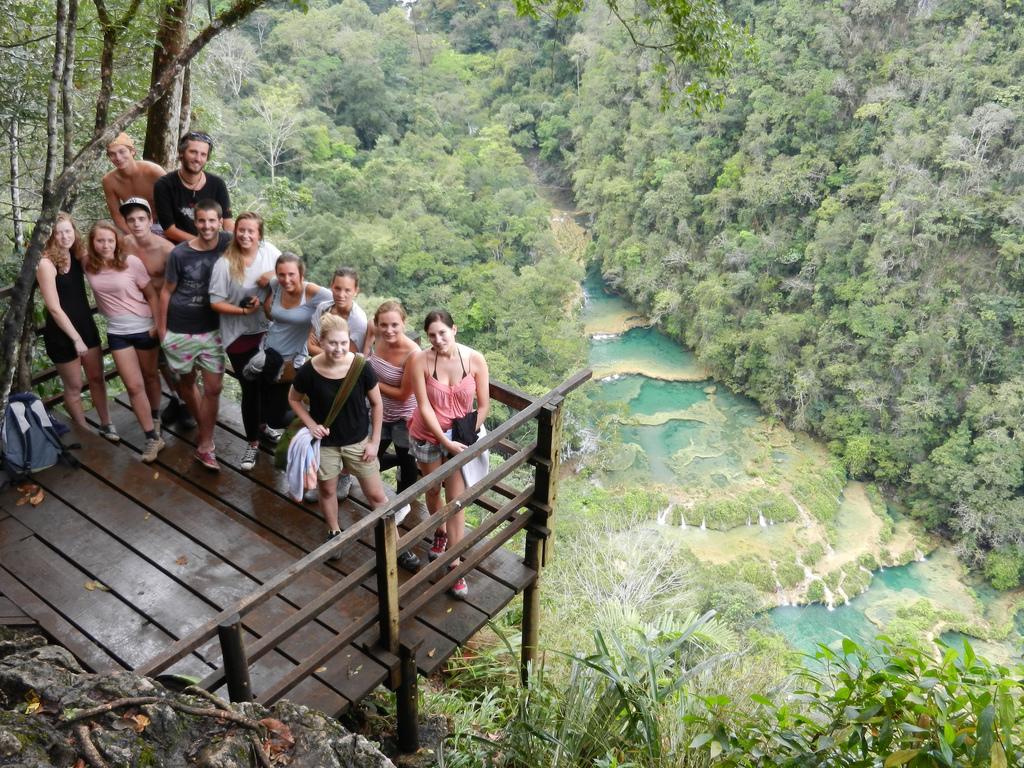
left=37, top=130, right=490, bottom=597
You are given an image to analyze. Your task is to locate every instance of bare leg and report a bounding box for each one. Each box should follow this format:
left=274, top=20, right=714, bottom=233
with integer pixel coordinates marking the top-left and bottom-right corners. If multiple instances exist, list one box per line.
left=357, top=472, right=389, bottom=508
left=417, top=457, right=445, bottom=534
left=196, top=369, right=222, bottom=454
left=442, top=469, right=467, bottom=558
left=80, top=347, right=110, bottom=425
left=137, top=346, right=161, bottom=419
left=319, top=475, right=340, bottom=531
left=176, top=371, right=202, bottom=429
left=55, top=360, right=87, bottom=427
left=111, top=348, right=154, bottom=432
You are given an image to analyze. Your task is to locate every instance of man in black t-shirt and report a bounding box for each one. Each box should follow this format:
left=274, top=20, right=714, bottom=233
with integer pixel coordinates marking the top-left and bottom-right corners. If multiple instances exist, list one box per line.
left=157, top=199, right=230, bottom=471
left=153, top=131, right=234, bottom=243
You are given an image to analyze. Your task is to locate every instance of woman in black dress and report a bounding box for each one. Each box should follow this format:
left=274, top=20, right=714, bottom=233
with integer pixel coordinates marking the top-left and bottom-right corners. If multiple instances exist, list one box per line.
left=36, top=213, right=116, bottom=439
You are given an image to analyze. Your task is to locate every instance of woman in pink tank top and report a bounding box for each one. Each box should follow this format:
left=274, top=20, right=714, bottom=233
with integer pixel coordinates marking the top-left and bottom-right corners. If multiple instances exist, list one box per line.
left=407, top=310, right=489, bottom=599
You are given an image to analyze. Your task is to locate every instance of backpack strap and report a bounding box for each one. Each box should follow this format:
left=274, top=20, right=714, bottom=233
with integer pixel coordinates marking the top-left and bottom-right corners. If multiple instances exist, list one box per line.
left=325, top=354, right=365, bottom=427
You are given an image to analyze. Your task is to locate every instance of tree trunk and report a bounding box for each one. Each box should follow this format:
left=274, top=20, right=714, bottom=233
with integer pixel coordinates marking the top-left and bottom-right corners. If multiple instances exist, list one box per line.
left=62, top=0, right=78, bottom=170
left=8, top=119, right=25, bottom=253
left=179, top=63, right=192, bottom=138
left=0, top=0, right=269, bottom=409
left=14, top=295, right=36, bottom=393
left=143, top=0, right=193, bottom=166
left=44, top=0, right=69, bottom=192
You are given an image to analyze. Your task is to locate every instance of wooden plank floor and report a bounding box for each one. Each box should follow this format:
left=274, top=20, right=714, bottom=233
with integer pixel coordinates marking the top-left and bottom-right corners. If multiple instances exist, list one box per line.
left=0, top=397, right=536, bottom=715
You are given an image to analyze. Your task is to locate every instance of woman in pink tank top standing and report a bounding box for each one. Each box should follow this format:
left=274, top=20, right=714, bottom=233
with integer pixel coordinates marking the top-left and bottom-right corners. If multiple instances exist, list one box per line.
left=407, top=309, right=489, bottom=599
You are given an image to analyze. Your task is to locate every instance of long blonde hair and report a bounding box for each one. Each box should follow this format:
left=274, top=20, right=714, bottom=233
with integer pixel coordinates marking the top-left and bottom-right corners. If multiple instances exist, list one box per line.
left=222, top=211, right=265, bottom=283
left=42, top=213, right=85, bottom=273
left=85, top=221, right=127, bottom=273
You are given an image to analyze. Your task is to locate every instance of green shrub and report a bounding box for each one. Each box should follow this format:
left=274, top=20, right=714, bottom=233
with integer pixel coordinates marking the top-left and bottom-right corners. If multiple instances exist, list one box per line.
left=691, top=639, right=1024, bottom=767
left=803, top=542, right=826, bottom=565
left=806, top=580, right=825, bottom=603
left=985, top=549, right=1024, bottom=590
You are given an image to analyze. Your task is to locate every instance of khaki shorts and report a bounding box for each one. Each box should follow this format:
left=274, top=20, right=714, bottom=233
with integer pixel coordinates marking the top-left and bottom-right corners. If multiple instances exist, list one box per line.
left=318, top=440, right=379, bottom=481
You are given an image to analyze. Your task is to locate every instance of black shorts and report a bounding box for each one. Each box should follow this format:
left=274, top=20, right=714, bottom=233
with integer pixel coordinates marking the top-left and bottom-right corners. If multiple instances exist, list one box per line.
left=42, top=319, right=101, bottom=365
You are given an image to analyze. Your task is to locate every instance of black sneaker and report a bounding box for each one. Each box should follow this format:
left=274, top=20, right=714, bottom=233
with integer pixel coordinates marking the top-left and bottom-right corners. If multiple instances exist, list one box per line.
left=325, top=530, right=342, bottom=562
left=160, top=397, right=181, bottom=426
left=398, top=550, right=421, bottom=572
left=178, top=410, right=198, bottom=430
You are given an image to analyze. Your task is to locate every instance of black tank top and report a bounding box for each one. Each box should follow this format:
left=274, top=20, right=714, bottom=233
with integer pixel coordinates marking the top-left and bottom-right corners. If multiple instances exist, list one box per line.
left=44, top=257, right=94, bottom=336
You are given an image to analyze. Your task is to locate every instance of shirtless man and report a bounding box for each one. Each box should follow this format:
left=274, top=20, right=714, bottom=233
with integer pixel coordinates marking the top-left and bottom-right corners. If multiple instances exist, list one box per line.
left=120, top=196, right=196, bottom=430
left=153, top=131, right=234, bottom=243
left=101, top=133, right=166, bottom=234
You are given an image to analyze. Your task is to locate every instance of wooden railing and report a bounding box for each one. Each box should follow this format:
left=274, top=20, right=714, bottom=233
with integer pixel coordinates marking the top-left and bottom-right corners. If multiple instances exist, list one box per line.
left=127, top=369, right=590, bottom=747
left=12, top=275, right=591, bottom=748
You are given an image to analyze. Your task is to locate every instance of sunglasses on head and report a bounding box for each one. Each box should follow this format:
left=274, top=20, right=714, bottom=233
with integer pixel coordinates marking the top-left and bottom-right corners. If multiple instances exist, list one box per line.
left=181, top=131, right=214, bottom=149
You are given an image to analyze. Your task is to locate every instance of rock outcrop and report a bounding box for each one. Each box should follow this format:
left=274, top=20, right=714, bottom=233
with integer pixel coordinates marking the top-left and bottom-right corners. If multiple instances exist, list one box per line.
left=0, top=633, right=395, bottom=768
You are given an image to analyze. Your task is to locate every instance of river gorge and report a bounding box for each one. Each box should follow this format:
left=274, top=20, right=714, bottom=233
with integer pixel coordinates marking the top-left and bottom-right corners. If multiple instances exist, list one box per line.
left=579, top=272, right=1024, bottom=662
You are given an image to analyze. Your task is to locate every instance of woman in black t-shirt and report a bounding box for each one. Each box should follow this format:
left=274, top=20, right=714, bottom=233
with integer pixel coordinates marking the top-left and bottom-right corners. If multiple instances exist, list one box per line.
left=289, top=314, right=410, bottom=550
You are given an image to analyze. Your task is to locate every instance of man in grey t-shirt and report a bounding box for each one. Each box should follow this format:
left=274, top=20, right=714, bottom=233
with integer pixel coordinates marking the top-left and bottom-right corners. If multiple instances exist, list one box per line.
left=157, top=199, right=230, bottom=471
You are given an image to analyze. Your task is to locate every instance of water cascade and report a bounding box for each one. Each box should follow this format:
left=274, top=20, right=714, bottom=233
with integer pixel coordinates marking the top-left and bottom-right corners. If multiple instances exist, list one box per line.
left=700, top=516, right=707, bottom=531
left=758, top=511, right=767, bottom=527
left=656, top=504, right=673, bottom=526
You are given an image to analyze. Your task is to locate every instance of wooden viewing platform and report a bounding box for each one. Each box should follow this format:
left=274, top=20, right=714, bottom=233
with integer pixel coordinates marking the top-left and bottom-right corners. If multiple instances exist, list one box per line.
left=0, top=369, right=589, bottom=745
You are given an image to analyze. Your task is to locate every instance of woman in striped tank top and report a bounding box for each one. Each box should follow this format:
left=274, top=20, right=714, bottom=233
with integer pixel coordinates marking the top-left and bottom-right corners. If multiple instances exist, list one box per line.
left=369, top=301, right=420, bottom=494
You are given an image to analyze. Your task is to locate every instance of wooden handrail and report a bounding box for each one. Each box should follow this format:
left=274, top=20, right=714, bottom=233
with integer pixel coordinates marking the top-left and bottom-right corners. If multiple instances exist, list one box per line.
left=137, top=368, right=591, bottom=678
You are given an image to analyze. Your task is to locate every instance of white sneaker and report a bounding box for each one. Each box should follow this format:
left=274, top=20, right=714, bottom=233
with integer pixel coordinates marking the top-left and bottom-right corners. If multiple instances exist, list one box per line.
left=336, top=474, right=352, bottom=500
left=394, top=504, right=410, bottom=526
left=240, top=444, right=258, bottom=471
left=303, top=488, right=319, bottom=503
left=261, top=426, right=284, bottom=444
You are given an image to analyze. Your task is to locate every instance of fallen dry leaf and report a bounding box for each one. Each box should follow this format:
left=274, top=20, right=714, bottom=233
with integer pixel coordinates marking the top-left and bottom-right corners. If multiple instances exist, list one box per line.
left=446, top=607, right=453, bottom=614
left=315, top=666, right=327, bottom=673
left=427, top=648, right=436, bottom=658
left=129, top=713, right=150, bottom=733
left=24, top=690, right=40, bottom=715
left=175, top=555, right=188, bottom=566
left=83, top=580, right=110, bottom=592
left=347, top=664, right=362, bottom=678
left=259, top=718, right=294, bottom=746
left=73, top=760, right=86, bottom=768
left=153, top=472, right=159, bottom=479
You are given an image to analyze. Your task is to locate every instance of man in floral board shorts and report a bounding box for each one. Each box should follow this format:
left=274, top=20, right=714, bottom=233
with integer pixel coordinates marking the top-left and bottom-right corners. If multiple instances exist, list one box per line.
left=157, top=199, right=229, bottom=471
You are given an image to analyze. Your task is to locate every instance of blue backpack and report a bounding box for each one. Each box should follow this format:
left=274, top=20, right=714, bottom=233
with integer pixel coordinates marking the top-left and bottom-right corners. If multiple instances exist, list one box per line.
left=2, top=393, right=78, bottom=479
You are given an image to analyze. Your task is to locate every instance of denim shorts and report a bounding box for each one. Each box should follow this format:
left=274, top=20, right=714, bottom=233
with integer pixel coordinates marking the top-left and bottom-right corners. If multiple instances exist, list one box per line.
left=108, top=331, right=159, bottom=351
left=410, top=435, right=446, bottom=464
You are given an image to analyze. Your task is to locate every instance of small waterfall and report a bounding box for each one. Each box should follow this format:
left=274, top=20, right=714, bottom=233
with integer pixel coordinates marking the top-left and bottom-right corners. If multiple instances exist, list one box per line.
left=915, top=549, right=926, bottom=562
left=746, top=516, right=751, bottom=527
left=769, top=517, right=775, bottom=526
left=823, top=583, right=836, bottom=611
left=679, top=511, right=687, bottom=529
left=700, top=516, right=707, bottom=531
left=656, top=504, right=673, bottom=526
left=758, top=511, right=767, bottom=527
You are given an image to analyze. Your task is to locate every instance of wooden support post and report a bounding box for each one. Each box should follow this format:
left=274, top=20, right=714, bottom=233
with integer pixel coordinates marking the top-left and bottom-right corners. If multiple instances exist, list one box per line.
left=217, top=615, right=253, bottom=702
left=520, top=530, right=543, bottom=686
left=533, top=399, right=563, bottom=565
left=375, top=515, right=401, bottom=665
left=397, top=640, right=421, bottom=753
left=520, top=397, right=565, bottom=685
